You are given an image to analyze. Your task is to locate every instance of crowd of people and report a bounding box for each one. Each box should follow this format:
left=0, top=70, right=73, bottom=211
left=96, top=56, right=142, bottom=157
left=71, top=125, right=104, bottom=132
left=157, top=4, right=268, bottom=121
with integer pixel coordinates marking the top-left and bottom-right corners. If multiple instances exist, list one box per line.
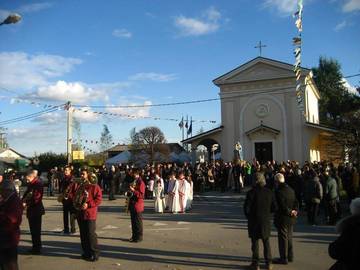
left=0, top=158, right=359, bottom=270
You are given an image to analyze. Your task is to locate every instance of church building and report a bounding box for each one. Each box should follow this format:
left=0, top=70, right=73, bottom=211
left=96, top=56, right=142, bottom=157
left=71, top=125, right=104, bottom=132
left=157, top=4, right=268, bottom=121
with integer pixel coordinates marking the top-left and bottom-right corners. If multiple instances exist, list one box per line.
left=183, top=57, right=339, bottom=164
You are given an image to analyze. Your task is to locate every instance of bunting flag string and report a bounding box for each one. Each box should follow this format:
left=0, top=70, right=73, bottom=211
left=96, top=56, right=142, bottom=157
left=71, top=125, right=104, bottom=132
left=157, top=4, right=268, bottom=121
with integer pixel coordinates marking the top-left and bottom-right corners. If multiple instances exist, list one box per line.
left=72, top=107, right=217, bottom=124
left=293, top=0, right=305, bottom=116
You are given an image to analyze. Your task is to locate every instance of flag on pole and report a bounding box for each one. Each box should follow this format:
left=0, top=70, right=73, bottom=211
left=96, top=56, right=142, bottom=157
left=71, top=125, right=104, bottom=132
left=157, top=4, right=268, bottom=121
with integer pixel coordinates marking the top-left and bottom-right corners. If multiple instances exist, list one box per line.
left=185, top=116, right=189, bottom=129
left=178, top=116, right=184, bottom=129
left=187, top=118, right=192, bottom=135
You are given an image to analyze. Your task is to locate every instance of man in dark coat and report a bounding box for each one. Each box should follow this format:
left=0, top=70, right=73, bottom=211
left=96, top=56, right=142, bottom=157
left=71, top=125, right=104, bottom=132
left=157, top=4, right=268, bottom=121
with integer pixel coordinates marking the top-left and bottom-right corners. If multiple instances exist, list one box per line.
left=22, top=170, right=45, bottom=254
left=273, top=173, right=298, bottom=265
left=129, top=169, right=145, bottom=243
left=328, top=198, right=360, bottom=270
left=244, top=172, right=276, bottom=270
left=0, top=180, right=23, bottom=270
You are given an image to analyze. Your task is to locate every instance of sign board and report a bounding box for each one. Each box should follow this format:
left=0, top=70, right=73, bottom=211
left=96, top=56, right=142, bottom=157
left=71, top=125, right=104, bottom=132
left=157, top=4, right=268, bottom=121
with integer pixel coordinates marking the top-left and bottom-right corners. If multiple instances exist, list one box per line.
left=72, top=150, right=85, bottom=160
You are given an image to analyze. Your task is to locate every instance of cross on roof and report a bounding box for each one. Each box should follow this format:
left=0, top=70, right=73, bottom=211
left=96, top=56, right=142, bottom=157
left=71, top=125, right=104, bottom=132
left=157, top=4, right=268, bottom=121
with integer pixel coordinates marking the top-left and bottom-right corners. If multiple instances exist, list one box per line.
left=254, top=41, right=267, bottom=57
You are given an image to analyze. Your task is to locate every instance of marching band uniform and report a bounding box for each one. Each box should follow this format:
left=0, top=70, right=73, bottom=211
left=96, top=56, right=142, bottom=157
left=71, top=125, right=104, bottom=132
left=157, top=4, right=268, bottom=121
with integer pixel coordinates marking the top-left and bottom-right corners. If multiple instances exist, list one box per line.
left=59, top=172, right=76, bottom=234
left=22, top=175, right=45, bottom=254
left=129, top=174, right=145, bottom=242
left=70, top=179, right=102, bottom=261
left=0, top=180, right=23, bottom=270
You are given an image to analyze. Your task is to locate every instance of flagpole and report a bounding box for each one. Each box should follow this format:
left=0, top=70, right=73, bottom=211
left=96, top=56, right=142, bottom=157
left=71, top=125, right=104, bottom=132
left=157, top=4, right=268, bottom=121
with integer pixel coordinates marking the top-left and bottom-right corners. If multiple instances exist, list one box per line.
left=182, top=115, right=184, bottom=148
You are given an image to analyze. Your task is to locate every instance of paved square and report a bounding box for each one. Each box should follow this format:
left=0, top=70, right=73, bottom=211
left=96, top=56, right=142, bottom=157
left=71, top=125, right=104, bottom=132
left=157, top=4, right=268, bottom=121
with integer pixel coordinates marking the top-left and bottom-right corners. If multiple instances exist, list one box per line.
left=18, top=192, right=337, bottom=270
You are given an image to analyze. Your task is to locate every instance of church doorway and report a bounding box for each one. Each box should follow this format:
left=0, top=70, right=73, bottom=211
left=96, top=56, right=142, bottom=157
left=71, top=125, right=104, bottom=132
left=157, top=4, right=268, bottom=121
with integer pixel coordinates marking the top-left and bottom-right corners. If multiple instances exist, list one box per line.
left=254, top=142, right=273, bottom=164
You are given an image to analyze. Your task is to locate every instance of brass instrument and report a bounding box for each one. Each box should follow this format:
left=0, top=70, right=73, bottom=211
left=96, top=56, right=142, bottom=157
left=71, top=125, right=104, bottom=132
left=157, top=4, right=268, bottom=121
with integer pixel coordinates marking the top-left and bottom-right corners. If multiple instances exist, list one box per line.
left=124, top=180, right=137, bottom=214
left=73, top=182, right=89, bottom=211
left=57, top=182, right=73, bottom=203
left=22, top=191, right=33, bottom=209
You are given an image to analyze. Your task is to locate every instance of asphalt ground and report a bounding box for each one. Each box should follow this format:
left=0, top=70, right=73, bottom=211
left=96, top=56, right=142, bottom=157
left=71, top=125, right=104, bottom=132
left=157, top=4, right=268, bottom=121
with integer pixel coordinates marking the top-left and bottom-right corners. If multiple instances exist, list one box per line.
left=17, top=191, right=337, bottom=270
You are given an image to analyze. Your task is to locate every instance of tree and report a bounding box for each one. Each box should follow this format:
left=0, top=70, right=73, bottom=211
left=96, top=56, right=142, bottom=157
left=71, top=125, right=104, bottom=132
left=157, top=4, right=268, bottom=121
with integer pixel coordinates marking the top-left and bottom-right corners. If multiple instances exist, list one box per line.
left=131, top=126, right=167, bottom=163
left=312, top=57, right=360, bottom=164
left=312, top=57, right=358, bottom=122
left=35, top=152, right=67, bottom=172
left=99, top=124, right=113, bottom=152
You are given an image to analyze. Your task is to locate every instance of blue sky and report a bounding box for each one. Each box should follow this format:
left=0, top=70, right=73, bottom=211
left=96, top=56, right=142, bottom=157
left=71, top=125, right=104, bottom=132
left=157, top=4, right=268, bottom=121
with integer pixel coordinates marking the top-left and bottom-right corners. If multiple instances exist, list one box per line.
left=0, top=0, right=359, bottom=156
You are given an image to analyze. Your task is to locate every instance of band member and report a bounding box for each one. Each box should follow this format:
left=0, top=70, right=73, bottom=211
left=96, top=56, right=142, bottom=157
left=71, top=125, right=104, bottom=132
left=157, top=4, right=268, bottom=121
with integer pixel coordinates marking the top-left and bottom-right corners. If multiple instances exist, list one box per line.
left=22, top=170, right=45, bottom=254
left=59, top=166, right=76, bottom=234
left=129, top=169, right=145, bottom=242
left=72, top=167, right=102, bottom=261
left=0, top=180, right=23, bottom=270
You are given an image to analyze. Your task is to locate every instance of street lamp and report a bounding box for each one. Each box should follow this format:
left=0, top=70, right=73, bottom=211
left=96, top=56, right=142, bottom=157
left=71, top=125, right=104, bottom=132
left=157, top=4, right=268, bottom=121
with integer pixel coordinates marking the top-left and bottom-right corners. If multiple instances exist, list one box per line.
left=0, top=13, right=22, bottom=26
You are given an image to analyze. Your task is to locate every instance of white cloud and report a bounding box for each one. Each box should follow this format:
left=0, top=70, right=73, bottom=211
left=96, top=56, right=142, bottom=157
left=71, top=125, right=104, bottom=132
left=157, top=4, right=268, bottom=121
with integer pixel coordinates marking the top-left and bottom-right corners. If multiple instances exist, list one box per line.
left=343, top=0, right=360, bottom=12
left=129, top=72, right=177, bottom=82
left=263, top=0, right=298, bottom=15
left=106, top=100, right=152, bottom=119
left=174, top=6, right=222, bottom=36
left=0, top=52, right=82, bottom=90
left=33, top=80, right=109, bottom=104
left=342, top=78, right=359, bottom=95
left=112, top=28, right=132, bottom=38
left=17, top=2, right=53, bottom=14
left=73, top=107, right=100, bottom=122
left=334, top=20, right=347, bottom=31
left=32, top=111, right=65, bottom=125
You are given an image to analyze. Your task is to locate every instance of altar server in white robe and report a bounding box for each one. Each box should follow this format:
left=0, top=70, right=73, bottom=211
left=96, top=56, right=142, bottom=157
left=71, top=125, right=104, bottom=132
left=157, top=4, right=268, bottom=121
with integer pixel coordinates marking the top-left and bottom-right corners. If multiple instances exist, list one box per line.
left=185, top=176, right=193, bottom=211
left=168, top=172, right=180, bottom=213
left=153, top=180, right=165, bottom=213
left=178, top=172, right=188, bottom=213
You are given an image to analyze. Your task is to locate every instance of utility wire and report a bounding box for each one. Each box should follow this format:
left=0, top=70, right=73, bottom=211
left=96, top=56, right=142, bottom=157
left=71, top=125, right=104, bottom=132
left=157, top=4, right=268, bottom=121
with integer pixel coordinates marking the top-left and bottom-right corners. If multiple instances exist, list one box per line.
left=0, top=106, right=63, bottom=125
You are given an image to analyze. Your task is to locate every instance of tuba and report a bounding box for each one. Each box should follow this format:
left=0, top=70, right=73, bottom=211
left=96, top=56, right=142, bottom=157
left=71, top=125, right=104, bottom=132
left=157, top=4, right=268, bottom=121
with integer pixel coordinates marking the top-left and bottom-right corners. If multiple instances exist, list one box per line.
left=124, top=180, right=137, bottom=214
left=57, top=182, right=72, bottom=203
left=73, top=181, right=89, bottom=211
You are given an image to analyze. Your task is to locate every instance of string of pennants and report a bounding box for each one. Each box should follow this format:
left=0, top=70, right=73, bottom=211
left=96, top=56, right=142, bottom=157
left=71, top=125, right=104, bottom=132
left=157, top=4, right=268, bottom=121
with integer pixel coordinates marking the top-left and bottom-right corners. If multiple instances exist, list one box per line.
left=10, top=98, right=63, bottom=109
left=8, top=97, right=217, bottom=124
left=68, top=138, right=122, bottom=154
left=70, top=107, right=217, bottom=124
left=293, top=0, right=305, bottom=116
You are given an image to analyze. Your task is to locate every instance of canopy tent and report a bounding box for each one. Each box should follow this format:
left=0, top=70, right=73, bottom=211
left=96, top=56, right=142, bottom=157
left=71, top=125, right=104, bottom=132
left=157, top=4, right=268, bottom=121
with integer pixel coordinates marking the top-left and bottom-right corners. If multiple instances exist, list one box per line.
left=105, top=150, right=132, bottom=165
left=177, top=151, right=191, bottom=163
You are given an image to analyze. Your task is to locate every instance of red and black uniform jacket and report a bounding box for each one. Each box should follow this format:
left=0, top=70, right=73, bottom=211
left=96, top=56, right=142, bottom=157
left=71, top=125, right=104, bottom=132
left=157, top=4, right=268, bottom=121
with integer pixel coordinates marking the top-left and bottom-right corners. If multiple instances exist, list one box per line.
left=0, top=192, right=23, bottom=249
left=60, top=174, right=74, bottom=205
left=22, top=178, right=45, bottom=218
left=130, top=177, right=145, bottom=213
left=69, top=182, right=102, bottom=220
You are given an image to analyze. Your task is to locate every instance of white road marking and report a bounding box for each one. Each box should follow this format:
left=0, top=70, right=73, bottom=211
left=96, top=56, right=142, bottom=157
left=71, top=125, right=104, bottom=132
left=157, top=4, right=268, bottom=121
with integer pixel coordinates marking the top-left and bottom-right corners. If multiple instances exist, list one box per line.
left=51, top=228, right=63, bottom=232
left=177, top=221, right=190, bottom=225
left=102, top=225, right=119, bottom=230
left=153, top=222, right=168, bottom=226
left=147, top=227, right=190, bottom=231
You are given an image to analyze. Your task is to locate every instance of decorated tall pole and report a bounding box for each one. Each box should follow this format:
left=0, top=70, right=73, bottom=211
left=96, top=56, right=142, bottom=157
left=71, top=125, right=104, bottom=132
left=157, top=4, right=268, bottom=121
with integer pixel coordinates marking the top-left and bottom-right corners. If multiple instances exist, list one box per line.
left=293, top=0, right=305, bottom=116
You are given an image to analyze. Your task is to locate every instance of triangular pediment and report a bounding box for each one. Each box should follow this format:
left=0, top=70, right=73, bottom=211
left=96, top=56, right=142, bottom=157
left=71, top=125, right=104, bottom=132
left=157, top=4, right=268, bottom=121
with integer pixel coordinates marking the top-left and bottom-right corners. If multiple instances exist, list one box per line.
left=213, top=57, right=310, bottom=85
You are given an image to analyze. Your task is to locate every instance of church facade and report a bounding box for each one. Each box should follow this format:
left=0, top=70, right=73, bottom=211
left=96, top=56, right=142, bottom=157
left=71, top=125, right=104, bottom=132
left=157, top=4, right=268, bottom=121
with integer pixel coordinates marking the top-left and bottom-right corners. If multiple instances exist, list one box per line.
left=183, top=57, right=339, bottom=164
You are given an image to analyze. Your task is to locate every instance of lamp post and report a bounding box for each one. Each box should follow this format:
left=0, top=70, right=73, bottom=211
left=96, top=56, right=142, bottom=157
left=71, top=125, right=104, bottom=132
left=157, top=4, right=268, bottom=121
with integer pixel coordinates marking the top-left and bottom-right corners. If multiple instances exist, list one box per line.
left=0, top=13, right=22, bottom=26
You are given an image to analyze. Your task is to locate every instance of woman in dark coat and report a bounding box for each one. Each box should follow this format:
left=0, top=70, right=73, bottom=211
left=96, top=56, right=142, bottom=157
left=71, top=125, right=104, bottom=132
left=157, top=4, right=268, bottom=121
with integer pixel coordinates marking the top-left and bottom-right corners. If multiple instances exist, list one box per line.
left=328, top=198, right=360, bottom=270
